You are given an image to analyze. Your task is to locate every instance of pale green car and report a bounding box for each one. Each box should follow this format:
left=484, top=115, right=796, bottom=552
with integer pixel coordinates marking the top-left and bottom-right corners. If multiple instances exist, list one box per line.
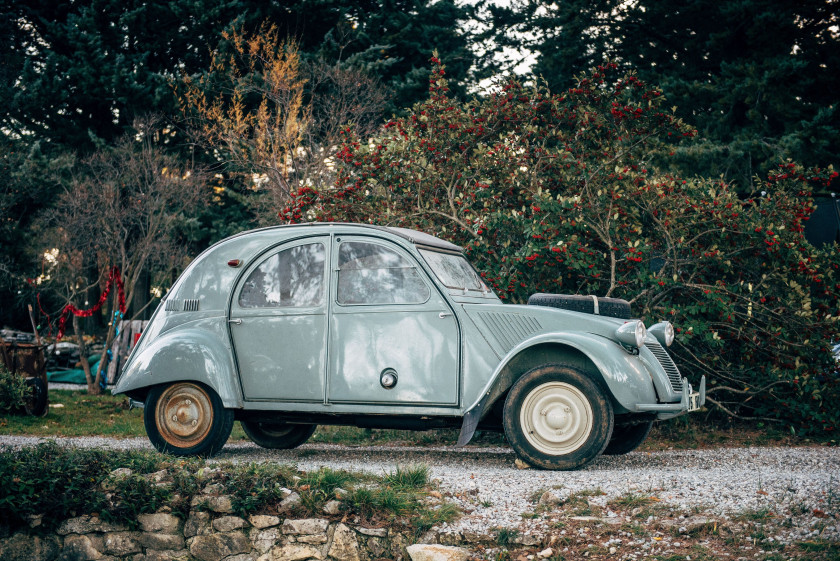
left=114, top=223, right=704, bottom=470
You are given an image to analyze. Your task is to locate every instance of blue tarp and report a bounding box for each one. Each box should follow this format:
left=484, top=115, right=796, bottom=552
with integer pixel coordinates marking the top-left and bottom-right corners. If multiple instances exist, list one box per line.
left=47, top=355, right=101, bottom=384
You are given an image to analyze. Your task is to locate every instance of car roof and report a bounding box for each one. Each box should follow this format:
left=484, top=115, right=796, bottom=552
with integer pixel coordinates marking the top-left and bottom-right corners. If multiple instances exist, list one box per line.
left=375, top=226, right=463, bottom=252
left=224, top=222, right=463, bottom=253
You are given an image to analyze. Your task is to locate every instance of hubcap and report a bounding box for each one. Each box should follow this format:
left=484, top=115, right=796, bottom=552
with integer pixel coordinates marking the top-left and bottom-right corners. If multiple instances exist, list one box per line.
left=520, top=382, right=593, bottom=455
left=156, top=383, right=214, bottom=448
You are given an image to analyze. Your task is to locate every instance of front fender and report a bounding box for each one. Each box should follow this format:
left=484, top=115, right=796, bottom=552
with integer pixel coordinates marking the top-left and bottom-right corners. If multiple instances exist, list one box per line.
left=457, top=332, right=658, bottom=445
left=113, top=323, right=242, bottom=409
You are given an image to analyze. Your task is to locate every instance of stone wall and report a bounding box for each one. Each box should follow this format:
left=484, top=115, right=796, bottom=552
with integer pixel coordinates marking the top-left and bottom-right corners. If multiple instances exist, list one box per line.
left=0, top=465, right=480, bottom=561
left=0, top=512, right=425, bottom=561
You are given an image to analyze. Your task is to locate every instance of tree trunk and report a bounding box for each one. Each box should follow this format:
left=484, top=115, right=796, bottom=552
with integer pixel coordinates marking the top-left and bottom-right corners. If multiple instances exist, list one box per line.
left=72, top=314, right=99, bottom=395
left=93, top=286, right=121, bottom=391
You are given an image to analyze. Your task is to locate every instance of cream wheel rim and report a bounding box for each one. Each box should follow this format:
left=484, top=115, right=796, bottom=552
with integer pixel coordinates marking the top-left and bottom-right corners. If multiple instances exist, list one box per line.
left=520, top=382, right=593, bottom=455
left=156, top=383, right=214, bottom=448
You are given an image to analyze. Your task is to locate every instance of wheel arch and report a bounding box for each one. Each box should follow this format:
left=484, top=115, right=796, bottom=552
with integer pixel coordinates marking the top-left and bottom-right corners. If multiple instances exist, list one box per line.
left=113, top=326, right=242, bottom=409
left=457, top=333, right=657, bottom=446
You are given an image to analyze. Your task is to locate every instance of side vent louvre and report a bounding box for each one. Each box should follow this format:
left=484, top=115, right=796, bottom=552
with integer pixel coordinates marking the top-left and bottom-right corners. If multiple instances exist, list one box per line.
left=164, top=299, right=181, bottom=311
left=183, top=299, right=200, bottom=312
left=474, top=312, right=542, bottom=353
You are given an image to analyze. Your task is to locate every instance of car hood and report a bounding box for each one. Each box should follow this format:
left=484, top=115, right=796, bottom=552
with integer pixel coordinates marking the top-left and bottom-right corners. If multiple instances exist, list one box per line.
left=462, top=302, right=635, bottom=356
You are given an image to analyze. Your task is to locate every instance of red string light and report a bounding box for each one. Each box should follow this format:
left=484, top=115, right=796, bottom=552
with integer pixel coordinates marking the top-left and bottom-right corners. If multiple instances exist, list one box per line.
left=56, top=267, right=126, bottom=339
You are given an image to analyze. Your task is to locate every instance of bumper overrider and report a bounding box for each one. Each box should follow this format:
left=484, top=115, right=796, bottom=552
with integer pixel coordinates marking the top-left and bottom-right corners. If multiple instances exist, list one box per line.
left=634, top=375, right=706, bottom=419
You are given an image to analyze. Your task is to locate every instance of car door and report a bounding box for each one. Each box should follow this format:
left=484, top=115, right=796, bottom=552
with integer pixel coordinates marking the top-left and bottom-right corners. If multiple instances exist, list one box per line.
left=229, top=238, right=329, bottom=402
left=327, top=237, right=459, bottom=406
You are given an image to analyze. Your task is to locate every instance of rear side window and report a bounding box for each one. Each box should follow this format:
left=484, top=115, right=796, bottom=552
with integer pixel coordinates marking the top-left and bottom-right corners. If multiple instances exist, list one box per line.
left=239, top=243, right=326, bottom=308
left=337, top=242, right=430, bottom=305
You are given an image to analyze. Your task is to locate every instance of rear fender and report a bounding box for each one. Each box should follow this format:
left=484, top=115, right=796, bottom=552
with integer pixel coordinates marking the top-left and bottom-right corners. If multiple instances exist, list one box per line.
left=457, top=333, right=657, bottom=445
left=113, top=326, right=242, bottom=408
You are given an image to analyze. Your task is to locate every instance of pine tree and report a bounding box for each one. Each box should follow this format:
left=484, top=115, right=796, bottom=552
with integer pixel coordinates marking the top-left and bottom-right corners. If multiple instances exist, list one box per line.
left=485, top=0, right=840, bottom=190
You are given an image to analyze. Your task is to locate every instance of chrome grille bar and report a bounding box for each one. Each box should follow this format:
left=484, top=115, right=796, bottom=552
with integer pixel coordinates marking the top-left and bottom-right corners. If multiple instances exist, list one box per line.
left=646, top=340, right=682, bottom=392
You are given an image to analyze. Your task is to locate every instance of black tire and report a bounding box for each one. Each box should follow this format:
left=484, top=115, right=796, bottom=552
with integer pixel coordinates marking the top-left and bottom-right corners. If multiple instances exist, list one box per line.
left=528, top=293, right=632, bottom=319
left=24, top=377, right=48, bottom=417
left=503, top=364, right=613, bottom=470
left=144, top=382, right=234, bottom=457
left=602, top=421, right=653, bottom=455
left=241, top=420, right=317, bottom=449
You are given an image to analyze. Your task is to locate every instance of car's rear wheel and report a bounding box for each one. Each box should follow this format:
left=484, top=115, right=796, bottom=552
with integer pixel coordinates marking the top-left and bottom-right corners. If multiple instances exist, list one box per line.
left=503, top=364, right=613, bottom=470
left=241, top=421, right=317, bottom=449
left=144, top=382, right=233, bottom=457
left=602, top=420, right=653, bottom=455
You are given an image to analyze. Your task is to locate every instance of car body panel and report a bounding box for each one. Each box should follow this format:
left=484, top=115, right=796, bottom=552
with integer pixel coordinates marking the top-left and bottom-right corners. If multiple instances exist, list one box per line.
left=116, top=317, right=242, bottom=408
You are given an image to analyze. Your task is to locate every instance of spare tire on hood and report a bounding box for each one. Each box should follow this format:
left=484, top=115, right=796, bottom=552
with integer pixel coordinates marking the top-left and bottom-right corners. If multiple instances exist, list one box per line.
left=527, top=293, right=632, bottom=319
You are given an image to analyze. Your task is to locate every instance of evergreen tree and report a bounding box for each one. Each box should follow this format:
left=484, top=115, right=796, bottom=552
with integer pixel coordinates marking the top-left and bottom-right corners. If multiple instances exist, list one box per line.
left=485, top=0, right=840, bottom=190
left=2, top=0, right=474, bottom=152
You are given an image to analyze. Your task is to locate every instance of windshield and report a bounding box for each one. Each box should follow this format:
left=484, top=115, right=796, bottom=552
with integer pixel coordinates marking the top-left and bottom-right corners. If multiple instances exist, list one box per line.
left=419, top=249, right=493, bottom=294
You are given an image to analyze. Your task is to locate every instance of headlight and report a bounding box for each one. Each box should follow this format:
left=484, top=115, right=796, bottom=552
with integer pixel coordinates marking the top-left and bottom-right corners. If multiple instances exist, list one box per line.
left=615, top=320, right=647, bottom=349
left=649, top=321, right=675, bottom=347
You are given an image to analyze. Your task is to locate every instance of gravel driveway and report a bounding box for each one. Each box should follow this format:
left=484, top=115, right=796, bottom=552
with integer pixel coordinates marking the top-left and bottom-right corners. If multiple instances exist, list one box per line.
left=2, top=435, right=838, bottom=544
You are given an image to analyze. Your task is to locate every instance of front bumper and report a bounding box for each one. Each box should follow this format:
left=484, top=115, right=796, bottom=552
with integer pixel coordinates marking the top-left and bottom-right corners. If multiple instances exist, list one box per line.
left=634, top=375, right=706, bottom=420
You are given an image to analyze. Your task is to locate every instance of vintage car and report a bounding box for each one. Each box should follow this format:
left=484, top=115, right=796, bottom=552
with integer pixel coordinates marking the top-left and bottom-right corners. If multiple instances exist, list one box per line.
left=114, top=223, right=704, bottom=470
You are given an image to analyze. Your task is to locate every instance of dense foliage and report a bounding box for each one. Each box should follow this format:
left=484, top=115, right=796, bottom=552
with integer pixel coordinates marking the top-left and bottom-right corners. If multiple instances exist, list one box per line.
left=0, top=443, right=453, bottom=533
left=284, top=61, right=840, bottom=433
left=0, top=364, right=29, bottom=414
left=481, top=0, right=840, bottom=191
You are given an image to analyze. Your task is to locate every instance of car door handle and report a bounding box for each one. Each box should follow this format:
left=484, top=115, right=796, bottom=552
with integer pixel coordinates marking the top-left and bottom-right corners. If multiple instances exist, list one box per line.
left=438, top=312, right=453, bottom=319
left=228, top=319, right=242, bottom=325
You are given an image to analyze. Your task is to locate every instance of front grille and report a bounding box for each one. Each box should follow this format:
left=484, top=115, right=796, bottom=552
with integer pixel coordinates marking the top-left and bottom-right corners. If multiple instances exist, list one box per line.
left=646, top=340, right=682, bottom=392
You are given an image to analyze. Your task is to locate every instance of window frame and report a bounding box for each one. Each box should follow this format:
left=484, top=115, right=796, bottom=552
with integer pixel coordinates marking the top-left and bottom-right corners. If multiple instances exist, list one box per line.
left=235, top=240, right=329, bottom=311
left=334, top=238, right=433, bottom=307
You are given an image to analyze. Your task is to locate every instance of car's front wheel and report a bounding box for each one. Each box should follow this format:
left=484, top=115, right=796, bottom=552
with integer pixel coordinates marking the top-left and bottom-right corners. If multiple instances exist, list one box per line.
left=144, top=382, right=233, bottom=457
left=241, top=421, right=317, bottom=449
left=503, top=364, right=613, bottom=470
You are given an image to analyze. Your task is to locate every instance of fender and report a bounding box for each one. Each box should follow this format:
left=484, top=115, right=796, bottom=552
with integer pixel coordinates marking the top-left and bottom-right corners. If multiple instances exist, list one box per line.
left=113, top=320, right=242, bottom=408
left=457, top=332, right=659, bottom=445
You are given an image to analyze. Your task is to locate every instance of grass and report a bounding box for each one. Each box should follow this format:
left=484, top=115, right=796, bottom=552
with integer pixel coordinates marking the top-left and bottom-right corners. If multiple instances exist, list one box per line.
left=734, top=506, right=775, bottom=522
left=608, top=492, right=659, bottom=509
left=495, top=527, right=519, bottom=546
left=0, top=390, right=147, bottom=437
left=0, top=443, right=458, bottom=535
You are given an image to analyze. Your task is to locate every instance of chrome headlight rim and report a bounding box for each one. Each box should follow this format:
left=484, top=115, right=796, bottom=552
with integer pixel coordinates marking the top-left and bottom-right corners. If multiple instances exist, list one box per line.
left=649, top=321, right=675, bottom=347
left=615, top=320, right=647, bottom=349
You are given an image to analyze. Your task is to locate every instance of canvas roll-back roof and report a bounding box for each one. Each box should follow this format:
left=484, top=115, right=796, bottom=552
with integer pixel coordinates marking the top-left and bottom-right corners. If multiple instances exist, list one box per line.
left=217, top=222, right=463, bottom=253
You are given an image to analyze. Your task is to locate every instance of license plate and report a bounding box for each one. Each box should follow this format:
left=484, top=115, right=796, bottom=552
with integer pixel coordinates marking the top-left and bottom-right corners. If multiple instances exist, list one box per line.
left=688, top=391, right=701, bottom=412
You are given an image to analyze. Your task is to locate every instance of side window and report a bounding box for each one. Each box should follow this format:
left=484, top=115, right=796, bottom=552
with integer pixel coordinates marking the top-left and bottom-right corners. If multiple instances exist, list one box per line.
left=239, top=243, right=326, bottom=308
left=337, top=242, right=431, bottom=305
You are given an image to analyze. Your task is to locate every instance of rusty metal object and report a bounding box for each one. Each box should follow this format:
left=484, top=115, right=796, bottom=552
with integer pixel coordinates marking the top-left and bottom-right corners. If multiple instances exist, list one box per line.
left=154, top=382, right=215, bottom=448
left=0, top=337, right=49, bottom=416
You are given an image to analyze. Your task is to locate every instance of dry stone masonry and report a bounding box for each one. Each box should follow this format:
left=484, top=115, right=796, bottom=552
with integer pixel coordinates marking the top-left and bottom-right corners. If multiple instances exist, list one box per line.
left=0, top=510, right=473, bottom=561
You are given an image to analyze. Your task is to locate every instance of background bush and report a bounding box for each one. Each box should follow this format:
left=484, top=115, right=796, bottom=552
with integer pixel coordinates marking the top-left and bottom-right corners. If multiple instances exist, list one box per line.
left=0, top=364, right=29, bottom=414
left=285, top=62, right=840, bottom=435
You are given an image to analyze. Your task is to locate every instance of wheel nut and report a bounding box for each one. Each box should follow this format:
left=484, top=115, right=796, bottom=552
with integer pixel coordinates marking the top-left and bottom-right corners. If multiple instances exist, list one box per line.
left=186, top=399, right=192, bottom=405
left=171, top=415, right=177, bottom=422
left=564, top=406, right=570, bottom=413
left=540, top=409, right=548, bottom=416
left=191, top=420, right=197, bottom=426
